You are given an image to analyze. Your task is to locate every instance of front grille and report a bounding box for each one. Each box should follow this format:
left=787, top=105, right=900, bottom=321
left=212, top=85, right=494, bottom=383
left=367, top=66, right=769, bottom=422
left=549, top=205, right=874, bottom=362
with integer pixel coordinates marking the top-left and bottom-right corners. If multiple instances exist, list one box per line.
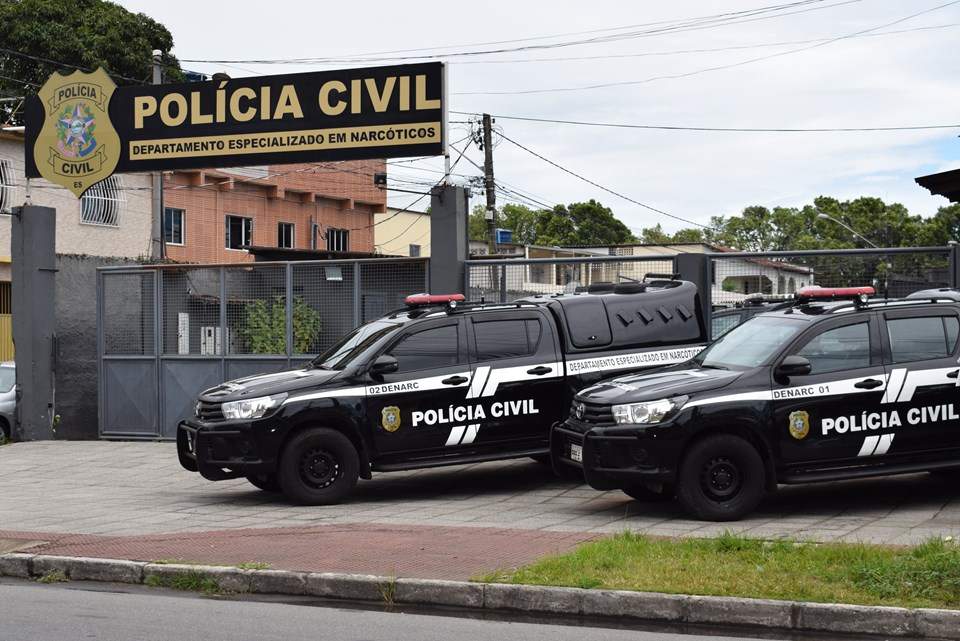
left=571, top=399, right=614, bottom=426
left=196, top=400, right=224, bottom=421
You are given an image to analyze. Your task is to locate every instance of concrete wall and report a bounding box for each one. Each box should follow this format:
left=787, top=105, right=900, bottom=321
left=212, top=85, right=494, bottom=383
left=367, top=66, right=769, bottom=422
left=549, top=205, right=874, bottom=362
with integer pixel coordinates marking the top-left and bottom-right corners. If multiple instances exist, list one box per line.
left=0, top=135, right=153, bottom=261
left=56, top=254, right=138, bottom=440
left=374, top=208, right=430, bottom=256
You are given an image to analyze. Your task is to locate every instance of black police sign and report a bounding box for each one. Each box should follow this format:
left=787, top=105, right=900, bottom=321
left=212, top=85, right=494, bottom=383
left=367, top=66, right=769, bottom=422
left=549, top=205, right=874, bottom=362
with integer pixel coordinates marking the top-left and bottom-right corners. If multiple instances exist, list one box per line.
left=25, top=61, right=444, bottom=190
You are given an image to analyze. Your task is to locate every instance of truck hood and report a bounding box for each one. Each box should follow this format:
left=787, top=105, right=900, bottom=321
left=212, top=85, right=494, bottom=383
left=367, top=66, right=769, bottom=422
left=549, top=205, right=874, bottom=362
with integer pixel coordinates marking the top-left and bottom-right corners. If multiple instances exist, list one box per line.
left=577, top=366, right=743, bottom=405
left=199, top=367, right=347, bottom=401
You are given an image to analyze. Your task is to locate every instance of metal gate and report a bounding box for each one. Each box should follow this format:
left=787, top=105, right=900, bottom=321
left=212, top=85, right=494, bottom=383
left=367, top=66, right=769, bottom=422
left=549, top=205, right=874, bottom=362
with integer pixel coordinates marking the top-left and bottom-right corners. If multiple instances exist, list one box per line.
left=98, top=258, right=429, bottom=439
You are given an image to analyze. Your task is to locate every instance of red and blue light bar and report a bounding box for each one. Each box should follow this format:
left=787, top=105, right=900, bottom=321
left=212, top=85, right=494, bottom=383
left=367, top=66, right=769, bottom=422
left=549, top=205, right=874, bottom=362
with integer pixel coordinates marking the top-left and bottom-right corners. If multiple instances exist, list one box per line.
left=796, top=286, right=875, bottom=301
left=404, top=293, right=465, bottom=307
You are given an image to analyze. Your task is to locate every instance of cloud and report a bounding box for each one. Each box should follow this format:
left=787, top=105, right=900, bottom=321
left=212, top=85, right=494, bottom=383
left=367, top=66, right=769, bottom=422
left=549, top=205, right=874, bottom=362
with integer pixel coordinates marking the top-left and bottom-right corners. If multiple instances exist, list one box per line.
left=118, top=0, right=960, bottom=230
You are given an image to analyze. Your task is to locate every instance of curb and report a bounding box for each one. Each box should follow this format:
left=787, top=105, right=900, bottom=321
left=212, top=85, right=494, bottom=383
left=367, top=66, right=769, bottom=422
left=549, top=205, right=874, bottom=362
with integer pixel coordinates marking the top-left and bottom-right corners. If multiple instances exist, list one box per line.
left=3, top=553, right=959, bottom=638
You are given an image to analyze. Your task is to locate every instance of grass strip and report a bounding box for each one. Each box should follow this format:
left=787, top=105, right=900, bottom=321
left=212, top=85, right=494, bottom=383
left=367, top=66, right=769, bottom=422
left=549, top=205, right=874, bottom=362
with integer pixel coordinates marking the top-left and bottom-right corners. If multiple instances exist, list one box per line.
left=478, top=532, right=960, bottom=610
left=145, top=571, right=221, bottom=594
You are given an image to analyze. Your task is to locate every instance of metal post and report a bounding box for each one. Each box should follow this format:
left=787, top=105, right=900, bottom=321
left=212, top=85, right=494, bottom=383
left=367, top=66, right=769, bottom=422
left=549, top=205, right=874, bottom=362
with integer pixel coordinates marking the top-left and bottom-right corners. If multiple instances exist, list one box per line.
left=441, top=63, right=450, bottom=180
left=285, top=263, right=293, bottom=365
left=218, top=266, right=227, bottom=379
left=153, top=269, right=162, bottom=437
left=673, top=253, right=713, bottom=341
left=12, top=205, right=57, bottom=440
left=950, top=242, right=960, bottom=288
left=151, top=50, right=164, bottom=259
left=499, top=265, right=507, bottom=303
left=352, top=263, right=362, bottom=328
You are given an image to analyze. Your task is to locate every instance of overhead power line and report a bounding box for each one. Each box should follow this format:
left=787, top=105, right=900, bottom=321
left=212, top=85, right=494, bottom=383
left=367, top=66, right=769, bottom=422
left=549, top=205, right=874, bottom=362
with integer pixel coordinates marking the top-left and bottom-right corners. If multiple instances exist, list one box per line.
left=0, top=72, right=39, bottom=88
left=456, top=0, right=960, bottom=96
left=497, top=132, right=712, bottom=231
left=443, top=23, right=960, bottom=65
left=451, top=111, right=960, bottom=133
left=181, top=0, right=855, bottom=65
left=0, top=47, right=145, bottom=84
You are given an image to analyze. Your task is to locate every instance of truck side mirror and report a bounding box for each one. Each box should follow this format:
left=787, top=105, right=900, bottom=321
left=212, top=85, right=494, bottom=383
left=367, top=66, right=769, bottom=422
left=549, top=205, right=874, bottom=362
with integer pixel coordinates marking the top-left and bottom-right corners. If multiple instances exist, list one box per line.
left=775, top=355, right=811, bottom=378
left=370, top=354, right=398, bottom=376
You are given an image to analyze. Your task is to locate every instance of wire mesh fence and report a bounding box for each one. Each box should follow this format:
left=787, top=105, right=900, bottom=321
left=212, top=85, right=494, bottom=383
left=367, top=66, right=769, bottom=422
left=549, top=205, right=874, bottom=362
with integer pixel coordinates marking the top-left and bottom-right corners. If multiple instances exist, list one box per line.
left=465, top=257, right=676, bottom=302
left=102, top=258, right=429, bottom=360
left=465, top=248, right=955, bottom=308
left=101, top=271, right=155, bottom=355
left=709, top=248, right=953, bottom=307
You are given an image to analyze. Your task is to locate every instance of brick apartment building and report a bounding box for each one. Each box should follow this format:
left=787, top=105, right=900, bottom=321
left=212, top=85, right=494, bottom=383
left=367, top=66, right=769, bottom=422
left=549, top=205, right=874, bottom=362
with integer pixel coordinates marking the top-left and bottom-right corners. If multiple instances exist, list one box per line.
left=162, top=160, right=387, bottom=263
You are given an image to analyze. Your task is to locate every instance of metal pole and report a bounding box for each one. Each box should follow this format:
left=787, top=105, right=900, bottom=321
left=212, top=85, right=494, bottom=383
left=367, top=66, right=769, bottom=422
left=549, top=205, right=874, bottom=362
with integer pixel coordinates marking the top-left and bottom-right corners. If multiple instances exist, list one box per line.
left=442, top=63, right=451, bottom=180
left=151, top=50, right=164, bottom=259
left=285, top=263, right=293, bottom=365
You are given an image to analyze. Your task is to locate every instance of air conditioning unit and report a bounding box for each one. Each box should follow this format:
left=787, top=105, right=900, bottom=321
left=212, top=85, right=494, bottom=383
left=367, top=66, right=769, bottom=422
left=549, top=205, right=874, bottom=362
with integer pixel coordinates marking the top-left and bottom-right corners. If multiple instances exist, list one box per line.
left=200, top=326, right=234, bottom=355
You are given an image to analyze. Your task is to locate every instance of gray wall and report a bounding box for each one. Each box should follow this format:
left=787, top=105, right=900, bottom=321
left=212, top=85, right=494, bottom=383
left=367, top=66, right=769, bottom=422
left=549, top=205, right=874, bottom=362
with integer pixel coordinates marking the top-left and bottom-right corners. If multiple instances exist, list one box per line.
left=56, top=254, right=138, bottom=440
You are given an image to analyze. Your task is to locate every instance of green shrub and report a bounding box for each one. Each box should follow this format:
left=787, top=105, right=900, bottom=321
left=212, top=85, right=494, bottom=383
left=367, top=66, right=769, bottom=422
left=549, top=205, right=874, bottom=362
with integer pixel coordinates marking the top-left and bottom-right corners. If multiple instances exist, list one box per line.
left=238, top=296, right=321, bottom=354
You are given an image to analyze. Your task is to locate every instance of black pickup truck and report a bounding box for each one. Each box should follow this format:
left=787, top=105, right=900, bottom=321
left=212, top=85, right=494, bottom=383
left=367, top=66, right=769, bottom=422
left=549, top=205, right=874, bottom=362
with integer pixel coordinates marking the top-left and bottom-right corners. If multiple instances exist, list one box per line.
left=178, top=280, right=707, bottom=504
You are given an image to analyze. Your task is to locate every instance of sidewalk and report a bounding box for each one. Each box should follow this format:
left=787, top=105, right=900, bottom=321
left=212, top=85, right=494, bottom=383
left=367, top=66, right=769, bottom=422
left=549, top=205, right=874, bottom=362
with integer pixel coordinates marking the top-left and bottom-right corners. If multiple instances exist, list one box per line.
left=2, top=440, right=960, bottom=580
left=0, top=523, right=593, bottom=580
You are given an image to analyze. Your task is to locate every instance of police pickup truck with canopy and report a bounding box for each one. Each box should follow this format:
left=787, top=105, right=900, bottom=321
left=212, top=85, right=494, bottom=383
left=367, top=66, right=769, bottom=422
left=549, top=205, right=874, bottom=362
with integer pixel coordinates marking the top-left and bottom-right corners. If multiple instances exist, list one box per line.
left=178, top=279, right=707, bottom=504
left=554, top=285, right=960, bottom=521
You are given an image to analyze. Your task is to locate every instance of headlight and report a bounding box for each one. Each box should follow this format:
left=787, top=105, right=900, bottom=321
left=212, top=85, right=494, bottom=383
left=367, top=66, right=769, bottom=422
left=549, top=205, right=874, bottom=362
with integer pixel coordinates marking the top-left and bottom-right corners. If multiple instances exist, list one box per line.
left=221, top=393, right=288, bottom=420
left=612, top=396, right=687, bottom=425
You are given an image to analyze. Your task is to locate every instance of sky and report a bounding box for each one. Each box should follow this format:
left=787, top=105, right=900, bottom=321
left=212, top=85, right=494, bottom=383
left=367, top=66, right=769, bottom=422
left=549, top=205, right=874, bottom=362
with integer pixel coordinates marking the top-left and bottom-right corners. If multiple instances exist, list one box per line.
left=115, top=0, right=960, bottom=236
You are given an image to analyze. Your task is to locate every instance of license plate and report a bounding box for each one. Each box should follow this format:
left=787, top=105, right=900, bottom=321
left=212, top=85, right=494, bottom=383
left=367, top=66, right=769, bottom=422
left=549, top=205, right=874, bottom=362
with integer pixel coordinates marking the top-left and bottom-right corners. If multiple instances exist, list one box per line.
left=570, top=443, right=583, bottom=463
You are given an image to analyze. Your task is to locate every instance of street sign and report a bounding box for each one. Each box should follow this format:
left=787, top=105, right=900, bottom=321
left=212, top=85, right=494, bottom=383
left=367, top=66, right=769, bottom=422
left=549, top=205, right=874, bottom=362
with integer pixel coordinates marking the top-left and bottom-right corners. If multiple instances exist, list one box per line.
left=25, top=62, right=445, bottom=197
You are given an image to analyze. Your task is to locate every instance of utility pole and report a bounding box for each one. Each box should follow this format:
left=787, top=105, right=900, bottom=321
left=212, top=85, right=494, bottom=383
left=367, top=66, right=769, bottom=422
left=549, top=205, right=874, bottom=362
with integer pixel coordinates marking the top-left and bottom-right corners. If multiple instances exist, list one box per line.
left=482, top=113, right=497, bottom=254
left=151, top=50, right=164, bottom=259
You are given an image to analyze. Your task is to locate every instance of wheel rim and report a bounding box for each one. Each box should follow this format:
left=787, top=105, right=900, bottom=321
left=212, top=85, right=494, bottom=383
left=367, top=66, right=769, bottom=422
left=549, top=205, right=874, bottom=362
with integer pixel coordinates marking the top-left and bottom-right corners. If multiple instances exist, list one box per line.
left=700, top=456, right=742, bottom=502
left=298, top=447, right=340, bottom=490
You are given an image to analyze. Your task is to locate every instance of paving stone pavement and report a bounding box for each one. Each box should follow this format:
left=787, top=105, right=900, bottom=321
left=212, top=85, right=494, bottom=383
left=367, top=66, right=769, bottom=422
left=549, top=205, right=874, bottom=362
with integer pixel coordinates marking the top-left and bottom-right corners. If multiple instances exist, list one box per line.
left=2, top=441, right=960, bottom=545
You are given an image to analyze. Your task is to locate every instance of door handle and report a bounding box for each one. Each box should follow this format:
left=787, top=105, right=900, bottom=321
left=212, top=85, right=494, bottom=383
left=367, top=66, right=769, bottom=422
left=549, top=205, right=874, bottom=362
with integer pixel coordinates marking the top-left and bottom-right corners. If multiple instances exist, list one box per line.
left=442, top=375, right=468, bottom=386
left=526, top=366, right=553, bottom=376
left=948, top=370, right=959, bottom=379
left=854, top=378, right=884, bottom=389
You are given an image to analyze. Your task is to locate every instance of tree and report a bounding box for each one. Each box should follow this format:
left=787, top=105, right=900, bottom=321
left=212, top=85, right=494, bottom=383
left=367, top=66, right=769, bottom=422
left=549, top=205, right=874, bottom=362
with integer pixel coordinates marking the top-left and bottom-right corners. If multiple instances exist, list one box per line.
left=0, top=0, right=183, bottom=124
left=919, top=204, right=960, bottom=246
left=469, top=199, right=635, bottom=247
left=703, top=197, right=932, bottom=252
left=638, top=223, right=705, bottom=244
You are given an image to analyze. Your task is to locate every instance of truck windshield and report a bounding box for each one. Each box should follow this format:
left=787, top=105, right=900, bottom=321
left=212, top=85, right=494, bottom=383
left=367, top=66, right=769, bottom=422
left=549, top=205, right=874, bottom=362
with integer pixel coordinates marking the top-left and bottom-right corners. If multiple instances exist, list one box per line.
left=310, top=318, right=406, bottom=371
left=694, top=315, right=806, bottom=370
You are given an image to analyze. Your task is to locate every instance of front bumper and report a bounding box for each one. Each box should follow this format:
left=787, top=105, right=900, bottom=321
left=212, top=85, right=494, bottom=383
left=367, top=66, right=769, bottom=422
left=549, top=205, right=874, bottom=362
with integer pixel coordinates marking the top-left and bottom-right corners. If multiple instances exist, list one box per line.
left=551, top=420, right=681, bottom=490
left=177, top=420, right=275, bottom=481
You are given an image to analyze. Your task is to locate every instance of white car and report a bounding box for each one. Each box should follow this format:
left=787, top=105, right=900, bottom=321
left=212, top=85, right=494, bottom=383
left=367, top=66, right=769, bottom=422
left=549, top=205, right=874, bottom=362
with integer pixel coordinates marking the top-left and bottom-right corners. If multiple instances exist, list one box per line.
left=0, top=362, right=14, bottom=439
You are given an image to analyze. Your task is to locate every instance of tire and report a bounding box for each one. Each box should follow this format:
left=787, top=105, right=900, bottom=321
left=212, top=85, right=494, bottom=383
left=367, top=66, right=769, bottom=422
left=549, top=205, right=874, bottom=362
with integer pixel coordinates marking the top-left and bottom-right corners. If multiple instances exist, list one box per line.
left=0, top=418, right=9, bottom=440
left=623, top=482, right=674, bottom=502
left=245, top=473, right=281, bottom=492
left=675, top=434, right=765, bottom=521
left=278, top=428, right=359, bottom=505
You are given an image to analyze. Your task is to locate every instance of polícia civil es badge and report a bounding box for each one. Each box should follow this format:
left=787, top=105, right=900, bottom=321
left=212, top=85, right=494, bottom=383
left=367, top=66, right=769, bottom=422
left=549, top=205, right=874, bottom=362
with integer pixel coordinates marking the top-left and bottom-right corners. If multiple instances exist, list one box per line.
left=788, top=410, right=810, bottom=440
left=381, top=406, right=401, bottom=433
left=33, top=68, right=120, bottom=197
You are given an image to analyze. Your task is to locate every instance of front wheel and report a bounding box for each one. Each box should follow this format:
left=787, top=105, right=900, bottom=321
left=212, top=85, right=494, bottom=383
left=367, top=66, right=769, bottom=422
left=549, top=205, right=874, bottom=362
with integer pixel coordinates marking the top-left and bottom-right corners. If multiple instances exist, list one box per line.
left=675, top=434, right=765, bottom=521
left=278, top=428, right=359, bottom=505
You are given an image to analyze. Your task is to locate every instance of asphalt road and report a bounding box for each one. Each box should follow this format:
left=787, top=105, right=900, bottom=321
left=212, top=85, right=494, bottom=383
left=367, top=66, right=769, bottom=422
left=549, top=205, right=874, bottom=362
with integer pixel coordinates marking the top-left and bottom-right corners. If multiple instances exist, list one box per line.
left=0, top=579, right=798, bottom=641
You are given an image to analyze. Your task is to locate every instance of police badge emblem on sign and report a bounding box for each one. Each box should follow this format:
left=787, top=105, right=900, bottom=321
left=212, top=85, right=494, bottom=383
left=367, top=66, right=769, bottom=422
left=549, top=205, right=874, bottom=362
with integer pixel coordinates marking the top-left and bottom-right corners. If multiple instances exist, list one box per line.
left=788, top=410, right=810, bottom=440
left=33, top=68, right=121, bottom=198
left=381, top=406, right=401, bottom=432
